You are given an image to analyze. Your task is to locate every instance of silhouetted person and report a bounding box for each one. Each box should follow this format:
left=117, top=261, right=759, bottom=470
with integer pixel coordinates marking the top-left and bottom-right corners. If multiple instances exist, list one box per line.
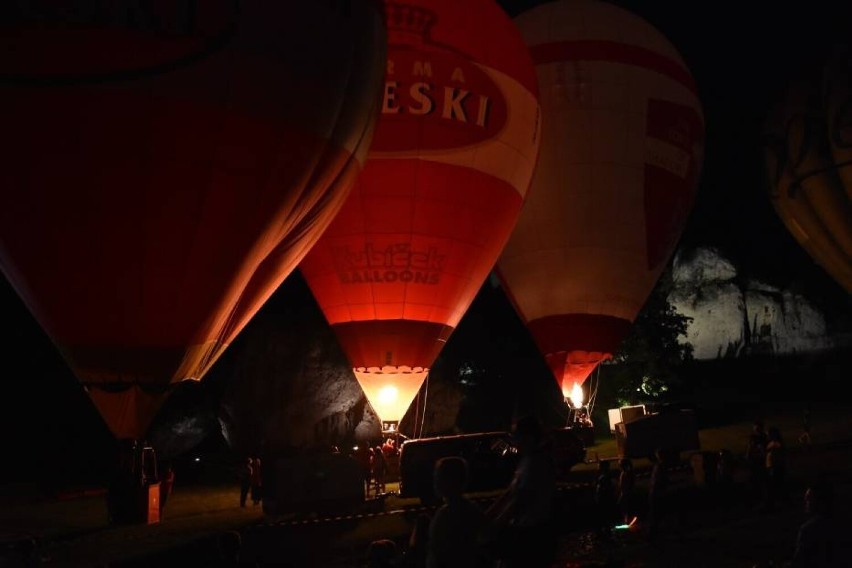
left=617, top=458, right=636, bottom=525
left=427, top=457, right=486, bottom=568
left=354, top=446, right=373, bottom=498
left=366, top=539, right=399, bottom=568
left=716, top=449, right=735, bottom=504
left=648, top=449, right=669, bottom=542
left=250, top=457, right=263, bottom=506
left=595, top=460, right=617, bottom=539
left=790, top=482, right=837, bottom=567
left=216, top=530, right=242, bottom=567
left=486, top=415, right=557, bottom=567
left=716, top=450, right=734, bottom=485
left=107, top=441, right=140, bottom=524
left=383, top=437, right=398, bottom=457
left=160, top=465, right=175, bottom=514
left=402, top=513, right=431, bottom=568
left=798, top=405, right=813, bottom=450
left=746, top=420, right=768, bottom=503
left=373, top=446, right=387, bottom=494
left=763, top=426, right=787, bottom=511
left=238, top=458, right=253, bottom=508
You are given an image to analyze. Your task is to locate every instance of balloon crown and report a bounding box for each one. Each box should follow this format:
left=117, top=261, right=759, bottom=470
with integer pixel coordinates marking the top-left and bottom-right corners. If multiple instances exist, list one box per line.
left=384, top=2, right=435, bottom=41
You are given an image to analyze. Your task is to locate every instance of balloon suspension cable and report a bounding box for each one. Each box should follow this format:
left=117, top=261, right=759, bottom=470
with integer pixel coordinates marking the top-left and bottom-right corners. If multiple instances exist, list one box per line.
left=418, top=373, right=430, bottom=439
left=412, top=382, right=420, bottom=440
left=567, top=366, right=600, bottom=428
left=588, top=365, right=601, bottom=415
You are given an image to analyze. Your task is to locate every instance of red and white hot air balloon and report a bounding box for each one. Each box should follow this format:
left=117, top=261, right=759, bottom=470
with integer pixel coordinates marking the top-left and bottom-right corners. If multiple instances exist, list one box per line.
left=300, top=0, right=541, bottom=428
left=0, top=1, right=386, bottom=440
left=497, top=0, right=704, bottom=402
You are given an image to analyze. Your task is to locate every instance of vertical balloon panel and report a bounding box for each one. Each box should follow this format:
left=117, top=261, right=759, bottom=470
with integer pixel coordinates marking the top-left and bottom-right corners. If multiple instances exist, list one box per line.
left=300, top=0, right=540, bottom=424
left=826, top=53, right=852, bottom=200
left=0, top=1, right=387, bottom=439
left=763, top=51, right=852, bottom=294
left=497, top=0, right=704, bottom=396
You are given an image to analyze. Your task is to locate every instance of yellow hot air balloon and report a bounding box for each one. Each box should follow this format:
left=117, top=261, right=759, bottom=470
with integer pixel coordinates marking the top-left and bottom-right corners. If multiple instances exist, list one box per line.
left=763, top=50, right=852, bottom=294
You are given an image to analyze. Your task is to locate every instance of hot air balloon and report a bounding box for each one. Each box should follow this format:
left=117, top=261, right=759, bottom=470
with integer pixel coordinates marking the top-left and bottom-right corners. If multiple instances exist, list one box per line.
left=496, top=0, right=705, bottom=405
left=763, top=50, right=852, bottom=294
left=300, top=0, right=541, bottom=430
left=0, top=2, right=387, bottom=441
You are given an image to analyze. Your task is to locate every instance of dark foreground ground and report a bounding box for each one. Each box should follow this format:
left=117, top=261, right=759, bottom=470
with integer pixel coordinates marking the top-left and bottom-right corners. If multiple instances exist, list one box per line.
left=2, top=402, right=851, bottom=567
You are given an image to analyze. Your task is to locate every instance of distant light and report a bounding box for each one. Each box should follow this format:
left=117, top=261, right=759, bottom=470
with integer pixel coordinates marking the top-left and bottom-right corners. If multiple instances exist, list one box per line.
left=194, top=457, right=201, bottom=462
left=353, top=446, right=359, bottom=451
left=377, top=385, right=399, bottom=405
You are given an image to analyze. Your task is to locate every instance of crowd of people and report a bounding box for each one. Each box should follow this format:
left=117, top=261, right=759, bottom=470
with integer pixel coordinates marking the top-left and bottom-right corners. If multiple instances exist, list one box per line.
left=358, top=414, right=838, bottom=568
left=351, top=437, right=400, bottom=498
left=0, top=411, right=837, bottom=567
left=367, top=415, right=558, bottom=568
left=82, top=409, right=830, bottom=566
left=746, top=420, right=790, bottom=512
left=104, top=411, right=831, bottom=567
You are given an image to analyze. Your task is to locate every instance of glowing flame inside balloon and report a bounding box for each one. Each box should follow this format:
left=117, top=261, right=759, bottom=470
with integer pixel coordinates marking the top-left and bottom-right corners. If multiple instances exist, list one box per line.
left=378, top=385, right=399, bottom=405
left=355, top=367, right=428, bottom=424
left=568, top=382, right=584, bottom=408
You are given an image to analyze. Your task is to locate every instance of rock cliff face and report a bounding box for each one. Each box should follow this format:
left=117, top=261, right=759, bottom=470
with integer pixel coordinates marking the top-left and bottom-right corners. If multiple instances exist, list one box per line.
left=669, top=248, right=836, bottom=360
left=214, top=276, right=463, bottom=456
left=219, top=302, right=379, bottom=455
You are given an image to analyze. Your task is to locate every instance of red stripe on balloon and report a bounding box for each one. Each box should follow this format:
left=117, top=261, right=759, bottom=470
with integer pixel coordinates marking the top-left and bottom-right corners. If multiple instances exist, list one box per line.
left=527, top=313, right=633, bottom=358
left=530, top=40, right=697, bottom=96
left=545, top=352, right=606, bottom=389
left=528, top=313, right=633, bottom=388
left=331, top=319, right=453, bottom=370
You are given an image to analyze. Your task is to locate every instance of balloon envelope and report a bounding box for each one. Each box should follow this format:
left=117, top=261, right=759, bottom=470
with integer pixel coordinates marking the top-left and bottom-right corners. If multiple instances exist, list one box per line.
left=497, top=0, right=704, bottom=396
left=0, top=1, right=387, bottom=439
left=300, top=0, right=541, bottom=423
left=763, top=51, right=852, bottom=294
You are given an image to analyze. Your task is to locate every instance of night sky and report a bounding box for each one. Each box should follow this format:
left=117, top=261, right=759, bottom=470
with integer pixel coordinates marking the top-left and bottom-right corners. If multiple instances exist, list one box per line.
left=1, top=1, right=851, bottom=483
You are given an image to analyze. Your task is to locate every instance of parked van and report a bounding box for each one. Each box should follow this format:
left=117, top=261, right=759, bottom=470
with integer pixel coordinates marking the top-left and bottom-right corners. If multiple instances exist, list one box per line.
left=398, top=431, right=517, bottom=505
left=614, top=408, right=699, bottom=460
left=398, top=428, right=586, bottom=505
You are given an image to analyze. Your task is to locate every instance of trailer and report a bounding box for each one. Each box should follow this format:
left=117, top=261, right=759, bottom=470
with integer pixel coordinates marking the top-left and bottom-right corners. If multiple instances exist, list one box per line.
left=398, top=428, right=586, bottom=505
left=613, top=408, right=700, bottom=460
